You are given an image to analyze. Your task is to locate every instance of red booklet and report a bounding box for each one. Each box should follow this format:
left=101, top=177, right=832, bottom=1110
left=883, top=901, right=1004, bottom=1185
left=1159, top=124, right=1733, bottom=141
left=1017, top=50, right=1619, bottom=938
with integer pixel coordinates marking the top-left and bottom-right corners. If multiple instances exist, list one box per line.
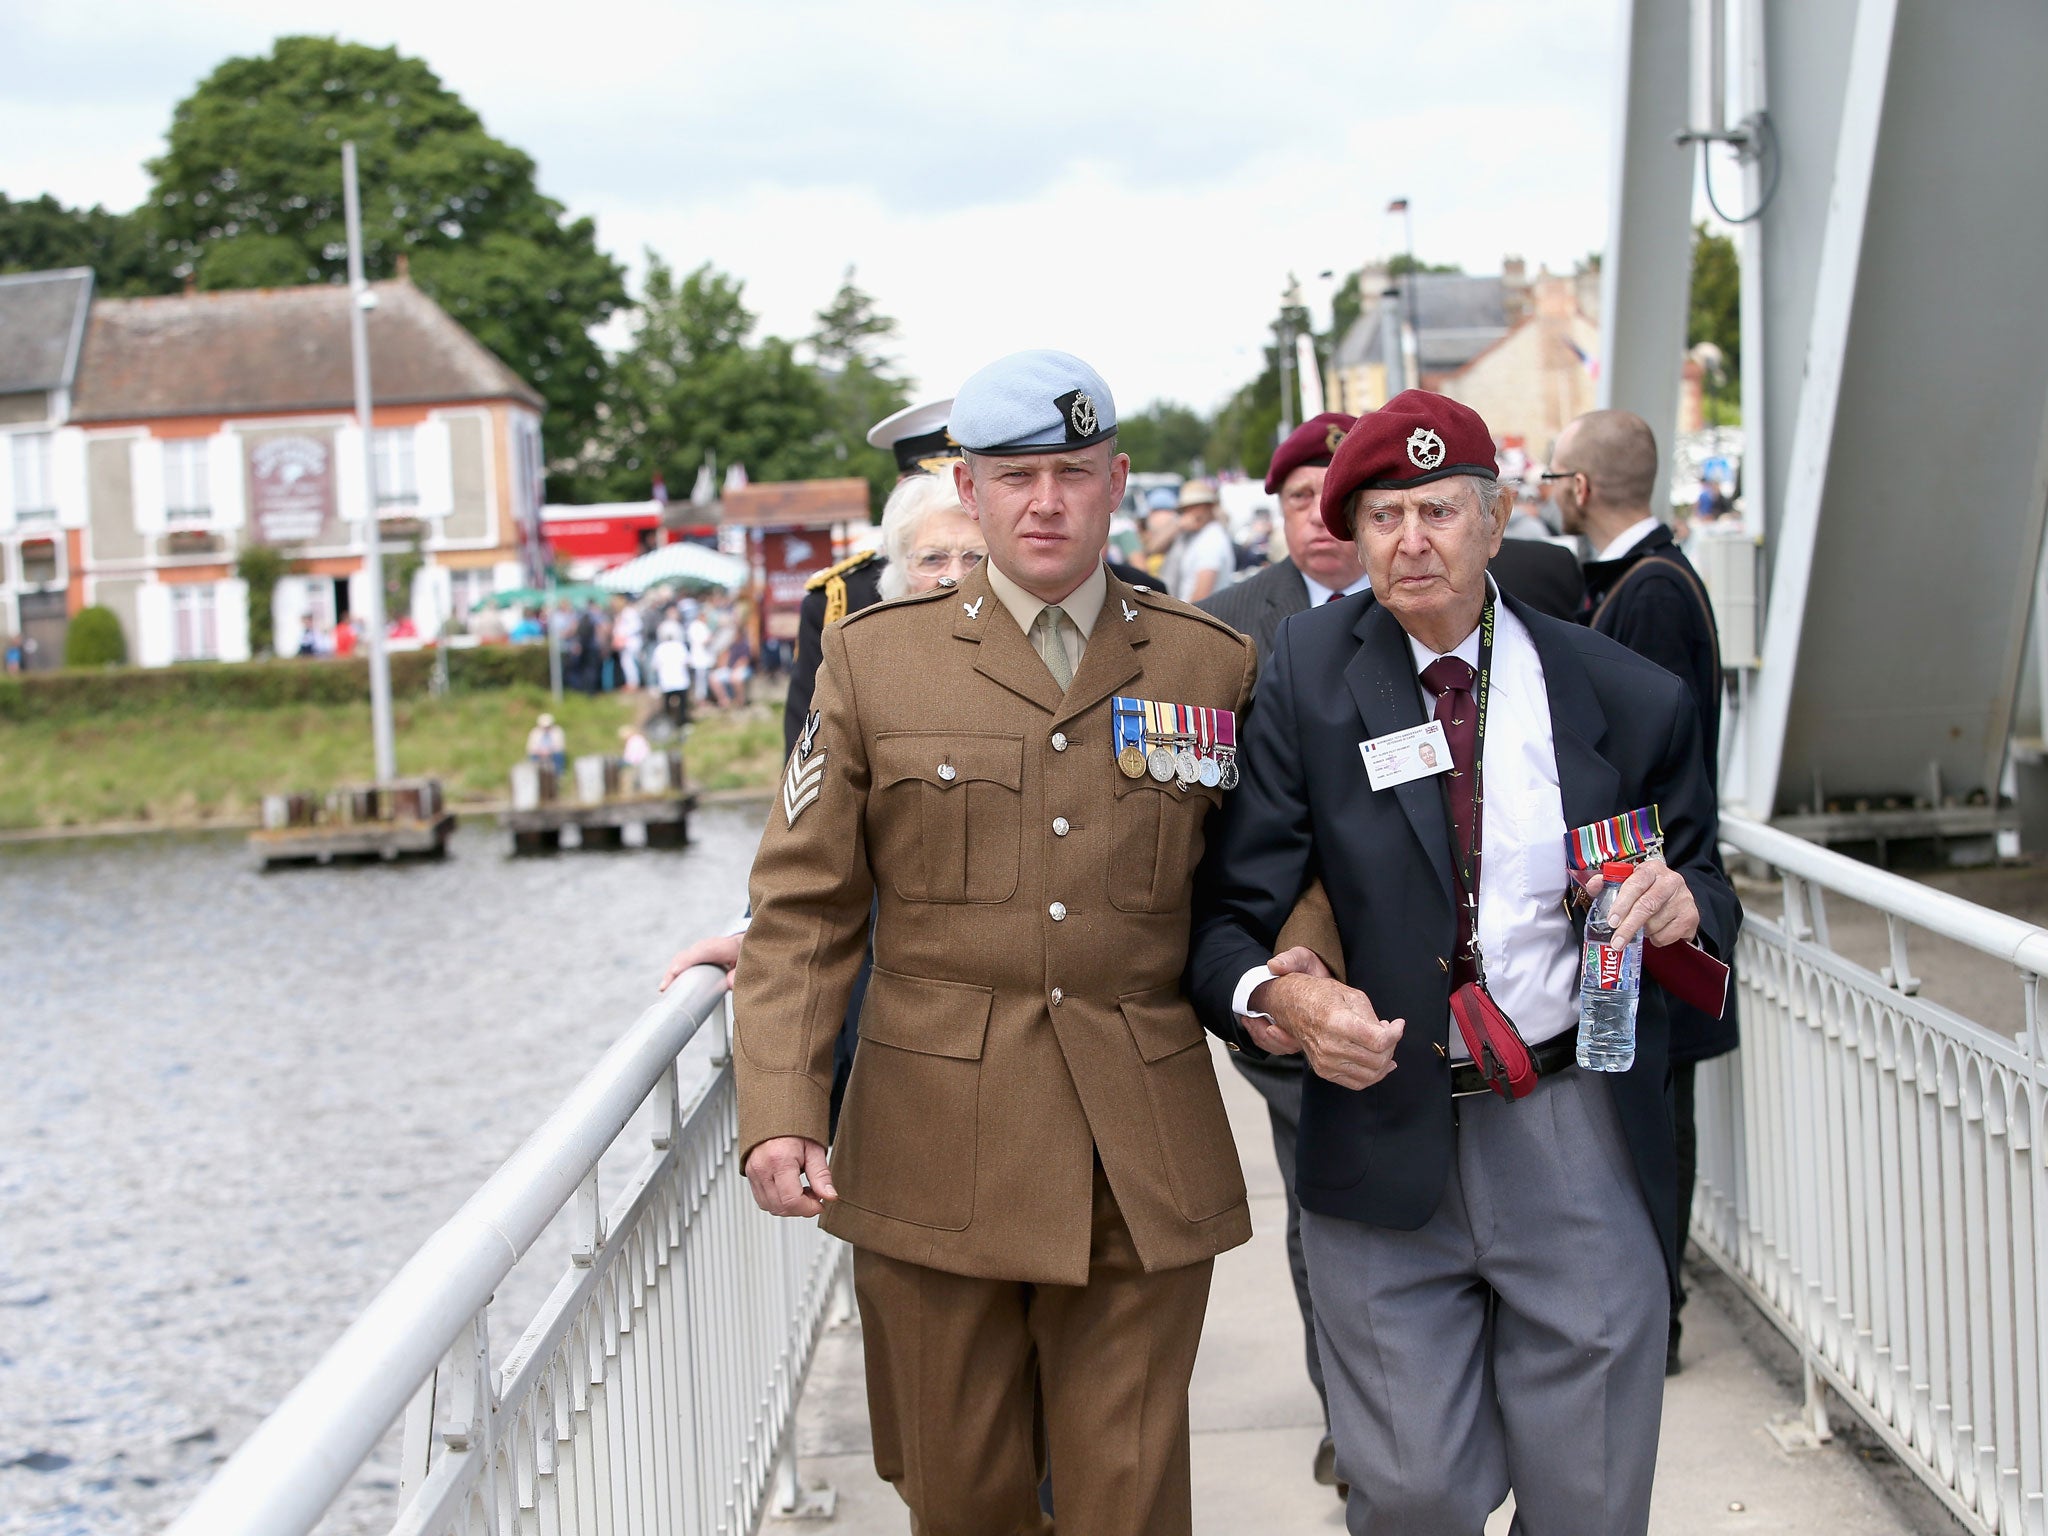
left=1644, top=938, right=1731, bottom=1018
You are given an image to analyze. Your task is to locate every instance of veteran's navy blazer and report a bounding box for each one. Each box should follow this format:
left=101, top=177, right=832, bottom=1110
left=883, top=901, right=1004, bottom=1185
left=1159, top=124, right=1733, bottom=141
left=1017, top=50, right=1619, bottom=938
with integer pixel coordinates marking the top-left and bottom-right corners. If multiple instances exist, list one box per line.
left=1186, top=588, right=1739, bottom=1283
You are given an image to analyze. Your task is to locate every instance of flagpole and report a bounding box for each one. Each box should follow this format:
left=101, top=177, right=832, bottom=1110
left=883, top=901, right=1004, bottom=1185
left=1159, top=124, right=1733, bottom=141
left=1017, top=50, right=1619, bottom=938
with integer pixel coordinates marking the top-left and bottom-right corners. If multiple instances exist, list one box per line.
left=342, top=141, right=397, bottom=785
left=1401, top=198, right=1419, bottom=395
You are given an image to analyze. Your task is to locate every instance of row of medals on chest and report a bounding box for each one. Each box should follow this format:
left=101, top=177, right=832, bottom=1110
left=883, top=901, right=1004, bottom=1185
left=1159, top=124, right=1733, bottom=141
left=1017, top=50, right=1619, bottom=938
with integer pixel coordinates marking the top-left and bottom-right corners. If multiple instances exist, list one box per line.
left=1115, top=704, right=1239, bottom=791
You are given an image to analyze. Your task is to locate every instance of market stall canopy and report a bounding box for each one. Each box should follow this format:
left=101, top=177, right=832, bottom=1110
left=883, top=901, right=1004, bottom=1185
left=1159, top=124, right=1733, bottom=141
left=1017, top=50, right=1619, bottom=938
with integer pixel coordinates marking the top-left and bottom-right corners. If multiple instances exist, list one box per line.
left=478, top=583, right=611, bottom=610
left=597, top=541, right=750, bottom=596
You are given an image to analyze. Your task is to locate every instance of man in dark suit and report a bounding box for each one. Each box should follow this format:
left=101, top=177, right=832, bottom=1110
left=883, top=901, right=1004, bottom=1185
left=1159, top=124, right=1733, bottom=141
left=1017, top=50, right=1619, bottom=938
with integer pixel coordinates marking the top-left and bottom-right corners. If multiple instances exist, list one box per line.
left=1550, top=407, right=1736, bottom=1375
left=1487, top=496, right=1586, bottom=621
left=1198, top=410, right=1366, bottom=1492
left=1187, top=391, right=1738, bottom=1534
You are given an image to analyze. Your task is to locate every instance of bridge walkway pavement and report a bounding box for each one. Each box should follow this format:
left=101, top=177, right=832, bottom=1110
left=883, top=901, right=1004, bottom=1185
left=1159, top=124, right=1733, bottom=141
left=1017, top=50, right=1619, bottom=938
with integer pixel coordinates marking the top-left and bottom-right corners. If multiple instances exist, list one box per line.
left=776, top=1040, right=1950, bottom=1535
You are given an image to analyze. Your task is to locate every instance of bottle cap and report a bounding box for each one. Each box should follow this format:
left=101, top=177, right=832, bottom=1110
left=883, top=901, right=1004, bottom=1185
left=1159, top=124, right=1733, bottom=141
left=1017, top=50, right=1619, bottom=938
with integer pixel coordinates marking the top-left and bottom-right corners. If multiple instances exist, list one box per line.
left=1600, top=860, right=1637, bottom=883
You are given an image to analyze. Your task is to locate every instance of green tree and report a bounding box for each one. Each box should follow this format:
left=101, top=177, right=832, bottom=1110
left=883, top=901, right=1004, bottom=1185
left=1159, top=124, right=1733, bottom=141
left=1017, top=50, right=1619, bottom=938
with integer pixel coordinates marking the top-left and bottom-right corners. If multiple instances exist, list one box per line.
left=235, top=543, right=289, bottom=659
left=1119, top=402, right=1211, bottom=477
left=808, top=268, right=908, bottom=516
left=1206, top=297, right=1314, bottom=481
left=0, top=193, right=174, bottom=296
left=146, top=37, right=627, bottom=494
left=589, top=257, right=846, bottom=503
left=1688, top=225, right=1740, bottom=374
left=63, top=606, right=127, bottom=668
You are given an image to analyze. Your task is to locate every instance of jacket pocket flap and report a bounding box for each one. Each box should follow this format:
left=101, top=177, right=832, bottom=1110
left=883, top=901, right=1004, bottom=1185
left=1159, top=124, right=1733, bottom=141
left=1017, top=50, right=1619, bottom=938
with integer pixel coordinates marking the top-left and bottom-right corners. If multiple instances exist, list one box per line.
left=1110, top=770, right=1223, bottom=809
left=873, top=731, right=1023, bottom=791
left=861, top=967, right=994, bottom=1059
left=1119, top=985, right=1206, bottom=1063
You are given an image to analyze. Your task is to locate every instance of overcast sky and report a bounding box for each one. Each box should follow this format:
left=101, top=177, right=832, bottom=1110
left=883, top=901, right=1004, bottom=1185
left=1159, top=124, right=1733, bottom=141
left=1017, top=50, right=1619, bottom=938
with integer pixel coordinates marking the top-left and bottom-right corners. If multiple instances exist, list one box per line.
left=0, top=0, right=1625, bottom=414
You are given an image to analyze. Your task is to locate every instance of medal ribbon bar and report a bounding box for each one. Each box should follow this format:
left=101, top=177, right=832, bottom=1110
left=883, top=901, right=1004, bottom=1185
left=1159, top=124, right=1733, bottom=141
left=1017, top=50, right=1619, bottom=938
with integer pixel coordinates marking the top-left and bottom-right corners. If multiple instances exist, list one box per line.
left=1564, top=804, right=1665, bottom=872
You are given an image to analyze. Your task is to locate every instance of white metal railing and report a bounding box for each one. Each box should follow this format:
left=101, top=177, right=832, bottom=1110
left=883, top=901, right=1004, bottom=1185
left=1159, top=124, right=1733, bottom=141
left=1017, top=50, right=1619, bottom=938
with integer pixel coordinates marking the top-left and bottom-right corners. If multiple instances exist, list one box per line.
left=164, top=965, right=849, bottom=1536
left=1700, top=815, right=2048, bottom=1536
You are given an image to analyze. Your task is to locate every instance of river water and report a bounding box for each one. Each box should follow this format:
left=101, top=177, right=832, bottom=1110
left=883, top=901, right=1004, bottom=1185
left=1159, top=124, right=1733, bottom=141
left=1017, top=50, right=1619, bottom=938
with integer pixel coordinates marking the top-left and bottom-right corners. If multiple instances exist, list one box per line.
left=0, top=806, right=767, bottom=1536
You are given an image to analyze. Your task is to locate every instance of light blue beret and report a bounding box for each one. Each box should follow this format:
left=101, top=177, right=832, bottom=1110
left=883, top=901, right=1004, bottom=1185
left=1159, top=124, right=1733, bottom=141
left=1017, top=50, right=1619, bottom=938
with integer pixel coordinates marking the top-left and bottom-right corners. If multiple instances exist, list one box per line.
left=950, top=349, right=1118, bottom=455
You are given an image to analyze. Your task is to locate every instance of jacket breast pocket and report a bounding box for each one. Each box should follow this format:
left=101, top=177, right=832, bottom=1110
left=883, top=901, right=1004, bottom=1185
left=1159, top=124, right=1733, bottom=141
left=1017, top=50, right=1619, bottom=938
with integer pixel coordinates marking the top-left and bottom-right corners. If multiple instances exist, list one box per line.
left=872, top=732, right=1023, bottom=903
left=1105, top=774, right=1223, bottom=913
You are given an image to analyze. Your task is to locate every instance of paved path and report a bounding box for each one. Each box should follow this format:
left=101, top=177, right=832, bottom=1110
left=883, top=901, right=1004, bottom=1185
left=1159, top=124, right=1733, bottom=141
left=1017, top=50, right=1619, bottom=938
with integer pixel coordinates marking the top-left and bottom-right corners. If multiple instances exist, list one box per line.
left=778, top=1042, right=1947, bottom=1534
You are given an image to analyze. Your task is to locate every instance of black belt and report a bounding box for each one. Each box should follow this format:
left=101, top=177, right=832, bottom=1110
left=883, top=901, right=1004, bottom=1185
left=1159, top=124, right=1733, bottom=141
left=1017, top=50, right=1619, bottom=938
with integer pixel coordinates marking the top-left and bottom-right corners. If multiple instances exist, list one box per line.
left=1449, top=1031, right=1579, bottom=1097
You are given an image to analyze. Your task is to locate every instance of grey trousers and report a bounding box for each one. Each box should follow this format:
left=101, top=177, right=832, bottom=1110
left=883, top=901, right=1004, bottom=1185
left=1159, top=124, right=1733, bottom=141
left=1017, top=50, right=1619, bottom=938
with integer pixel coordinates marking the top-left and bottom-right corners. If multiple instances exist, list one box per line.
left=1227, top=1051, right=1327, bottom=1421
left=1303, top=1067, right=1667, bottom=1536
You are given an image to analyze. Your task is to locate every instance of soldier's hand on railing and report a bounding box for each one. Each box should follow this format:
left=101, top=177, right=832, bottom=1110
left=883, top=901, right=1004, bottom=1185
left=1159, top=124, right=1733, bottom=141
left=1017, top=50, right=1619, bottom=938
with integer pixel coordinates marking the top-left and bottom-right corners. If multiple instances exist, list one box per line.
left=659, top=932, right=742, bottom=994
left=1248, top=971, right=1404, bottom=1090
left=1588, top=858, right=1700, bottom=950
left=745, top=1136, right=838, bottom=1217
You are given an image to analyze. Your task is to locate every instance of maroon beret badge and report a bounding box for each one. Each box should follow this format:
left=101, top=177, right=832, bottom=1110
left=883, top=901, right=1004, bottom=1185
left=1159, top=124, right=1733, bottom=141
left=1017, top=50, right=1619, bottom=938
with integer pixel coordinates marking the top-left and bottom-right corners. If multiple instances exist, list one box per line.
left=1406, top=427, right=1446, bottom=471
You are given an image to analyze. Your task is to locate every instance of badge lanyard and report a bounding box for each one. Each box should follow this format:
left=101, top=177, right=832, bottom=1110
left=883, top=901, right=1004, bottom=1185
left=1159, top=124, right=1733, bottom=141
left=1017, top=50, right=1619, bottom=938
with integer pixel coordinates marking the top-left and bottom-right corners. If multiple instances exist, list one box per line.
left=1436, top=600, right=1495, bottom=978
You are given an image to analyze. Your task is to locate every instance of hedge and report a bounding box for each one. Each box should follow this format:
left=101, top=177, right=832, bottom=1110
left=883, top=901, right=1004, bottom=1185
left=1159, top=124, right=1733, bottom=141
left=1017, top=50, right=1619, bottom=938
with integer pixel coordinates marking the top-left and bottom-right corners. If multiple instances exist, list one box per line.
left=0, top=646, right=554, bottom=723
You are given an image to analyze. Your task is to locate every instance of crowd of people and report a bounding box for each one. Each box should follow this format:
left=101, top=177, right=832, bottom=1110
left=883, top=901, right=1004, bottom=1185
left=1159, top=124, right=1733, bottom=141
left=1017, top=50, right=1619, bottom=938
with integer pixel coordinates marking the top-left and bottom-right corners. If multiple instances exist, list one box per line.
left=652, top=350, right=1738, bottom=1536
left=478, top=590, right=765, bottom=722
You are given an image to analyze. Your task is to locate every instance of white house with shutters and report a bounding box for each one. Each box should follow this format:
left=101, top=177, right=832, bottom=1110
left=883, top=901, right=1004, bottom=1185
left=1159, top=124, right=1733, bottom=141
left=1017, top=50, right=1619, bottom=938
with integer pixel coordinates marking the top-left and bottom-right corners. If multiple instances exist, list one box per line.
left=59, top=270, right=546, bottom=666
left=0, top=268, right=94, bottom=670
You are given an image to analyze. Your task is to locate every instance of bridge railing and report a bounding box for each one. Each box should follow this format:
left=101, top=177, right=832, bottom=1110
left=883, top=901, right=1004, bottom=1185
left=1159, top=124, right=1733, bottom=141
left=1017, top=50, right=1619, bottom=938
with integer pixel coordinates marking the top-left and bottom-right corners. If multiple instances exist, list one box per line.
left=164, top=965, right=848, bottom=1536
left=1701, top=815, right=2048, bottom=1536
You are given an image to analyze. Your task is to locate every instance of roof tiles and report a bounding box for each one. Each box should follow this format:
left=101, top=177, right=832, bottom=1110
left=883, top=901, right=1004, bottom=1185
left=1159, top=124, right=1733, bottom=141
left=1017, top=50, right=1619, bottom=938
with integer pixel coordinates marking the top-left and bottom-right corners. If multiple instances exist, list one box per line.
left=69, top=277, right=542, bottom=422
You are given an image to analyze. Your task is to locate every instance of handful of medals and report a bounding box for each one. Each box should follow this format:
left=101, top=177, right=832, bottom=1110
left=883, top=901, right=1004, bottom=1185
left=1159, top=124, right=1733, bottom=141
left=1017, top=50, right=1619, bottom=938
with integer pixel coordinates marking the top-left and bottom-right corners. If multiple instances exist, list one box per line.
left=1112, top=697, right=1239, bottom=790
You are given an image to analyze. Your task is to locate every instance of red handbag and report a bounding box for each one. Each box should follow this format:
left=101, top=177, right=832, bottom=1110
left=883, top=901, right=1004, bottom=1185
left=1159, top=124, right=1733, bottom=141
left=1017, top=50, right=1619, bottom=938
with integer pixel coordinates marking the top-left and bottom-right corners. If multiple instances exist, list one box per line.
left=1448, top=981, right=1539, bottom=1100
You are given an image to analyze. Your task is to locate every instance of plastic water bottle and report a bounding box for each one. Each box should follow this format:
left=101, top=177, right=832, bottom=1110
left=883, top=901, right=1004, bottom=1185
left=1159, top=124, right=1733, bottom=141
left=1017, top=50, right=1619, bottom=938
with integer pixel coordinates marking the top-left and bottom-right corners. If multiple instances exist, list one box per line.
left=1577, top=860, right=1643, bottom=1071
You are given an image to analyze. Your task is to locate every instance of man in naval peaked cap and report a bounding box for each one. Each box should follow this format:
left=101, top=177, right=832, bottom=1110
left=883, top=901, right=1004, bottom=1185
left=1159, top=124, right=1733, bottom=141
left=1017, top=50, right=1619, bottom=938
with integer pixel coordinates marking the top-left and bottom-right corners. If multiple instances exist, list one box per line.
left=733, top=348, right=1311, bottom=1535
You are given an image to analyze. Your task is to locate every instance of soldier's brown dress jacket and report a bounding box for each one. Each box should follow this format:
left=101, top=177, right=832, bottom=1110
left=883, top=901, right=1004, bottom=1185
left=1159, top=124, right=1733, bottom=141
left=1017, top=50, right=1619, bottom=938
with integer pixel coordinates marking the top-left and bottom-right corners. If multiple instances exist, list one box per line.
left=734, top=562, right=1257, bottom=1285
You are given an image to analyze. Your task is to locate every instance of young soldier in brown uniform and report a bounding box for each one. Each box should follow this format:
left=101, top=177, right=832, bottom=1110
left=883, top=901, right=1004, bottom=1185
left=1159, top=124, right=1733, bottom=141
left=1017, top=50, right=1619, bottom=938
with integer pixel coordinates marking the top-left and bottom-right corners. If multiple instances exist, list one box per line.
left=734, top=350, right=1279, bottom=1536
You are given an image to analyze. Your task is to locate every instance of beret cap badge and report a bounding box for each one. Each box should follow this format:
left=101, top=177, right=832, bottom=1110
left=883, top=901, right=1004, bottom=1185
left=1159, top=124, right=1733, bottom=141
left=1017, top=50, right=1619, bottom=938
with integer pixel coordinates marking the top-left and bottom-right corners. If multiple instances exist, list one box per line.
left=1325, top=424, right=1347, bottom=454
left=1061, top=389, right=1100, bottom=442
left=1317, top=390, right=1498, bottom=539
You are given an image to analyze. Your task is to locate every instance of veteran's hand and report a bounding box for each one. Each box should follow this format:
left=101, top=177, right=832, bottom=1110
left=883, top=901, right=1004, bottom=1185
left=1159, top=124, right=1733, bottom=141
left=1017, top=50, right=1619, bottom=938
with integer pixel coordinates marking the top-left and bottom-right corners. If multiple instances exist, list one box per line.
left=744, top=1136, right=837, bottom=1218
left=1247, top=973, right=1404, bottom=1090
left=659, top=932, right=742, bottom=994
left=1232, top=946, right=1335, bottom=1054
left=1590, top=858, right=1700, bottom=950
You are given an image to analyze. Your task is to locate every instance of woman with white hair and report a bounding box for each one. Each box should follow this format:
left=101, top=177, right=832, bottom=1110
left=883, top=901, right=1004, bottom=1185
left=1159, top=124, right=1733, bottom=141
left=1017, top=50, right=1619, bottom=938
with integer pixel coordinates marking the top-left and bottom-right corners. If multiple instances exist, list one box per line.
left=782, top=472, right=986, bottom=751
left=874, top=471, right=986, bottom=601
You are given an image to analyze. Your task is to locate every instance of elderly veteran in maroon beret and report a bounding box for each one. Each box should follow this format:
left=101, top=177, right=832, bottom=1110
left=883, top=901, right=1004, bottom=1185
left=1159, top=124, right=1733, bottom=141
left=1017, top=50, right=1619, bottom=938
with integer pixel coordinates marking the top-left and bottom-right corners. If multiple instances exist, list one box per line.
left=1186, top=389, right=1738, bottom=1534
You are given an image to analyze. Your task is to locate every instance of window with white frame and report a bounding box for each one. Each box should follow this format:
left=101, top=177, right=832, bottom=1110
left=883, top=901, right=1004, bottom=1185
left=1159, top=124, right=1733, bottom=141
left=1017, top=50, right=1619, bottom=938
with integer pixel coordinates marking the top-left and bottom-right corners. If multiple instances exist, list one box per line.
left=171, top=584, right=218, bottom=661
left=163, top=438, right=212, bottom=522
left=448, top=567, right=493, bottom=624
left=372, top=427, right=419, bottom=512
left=11, top=432, right=55, bottom=520
left=19, top=538, right=59, bottom=586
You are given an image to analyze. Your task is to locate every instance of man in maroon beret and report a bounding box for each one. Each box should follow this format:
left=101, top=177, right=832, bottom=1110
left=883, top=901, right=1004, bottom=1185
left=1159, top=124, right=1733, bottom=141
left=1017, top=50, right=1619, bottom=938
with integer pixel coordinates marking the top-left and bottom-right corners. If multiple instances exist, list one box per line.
left=1196, top=408, right=1367, bottom=1493
left=1187, top=389, right=1739, bottom=1533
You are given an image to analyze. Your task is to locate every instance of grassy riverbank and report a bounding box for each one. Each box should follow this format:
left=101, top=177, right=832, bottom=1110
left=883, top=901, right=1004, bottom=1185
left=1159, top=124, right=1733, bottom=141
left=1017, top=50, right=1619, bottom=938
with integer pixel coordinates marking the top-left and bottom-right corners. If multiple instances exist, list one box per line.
left=0, top=685, right=788, bottom=832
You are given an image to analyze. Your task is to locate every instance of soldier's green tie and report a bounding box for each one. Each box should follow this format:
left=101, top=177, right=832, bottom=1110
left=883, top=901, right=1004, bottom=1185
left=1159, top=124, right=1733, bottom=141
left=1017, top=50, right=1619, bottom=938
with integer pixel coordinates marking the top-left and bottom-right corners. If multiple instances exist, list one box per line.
left=1034, top=605, right=1073, bottom=690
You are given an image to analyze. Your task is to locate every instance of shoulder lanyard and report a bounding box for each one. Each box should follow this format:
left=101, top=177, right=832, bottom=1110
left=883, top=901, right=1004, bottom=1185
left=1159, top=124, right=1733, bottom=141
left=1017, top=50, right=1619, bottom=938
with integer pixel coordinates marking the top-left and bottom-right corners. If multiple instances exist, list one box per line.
left=1434, top=600, right=1495, bottom=976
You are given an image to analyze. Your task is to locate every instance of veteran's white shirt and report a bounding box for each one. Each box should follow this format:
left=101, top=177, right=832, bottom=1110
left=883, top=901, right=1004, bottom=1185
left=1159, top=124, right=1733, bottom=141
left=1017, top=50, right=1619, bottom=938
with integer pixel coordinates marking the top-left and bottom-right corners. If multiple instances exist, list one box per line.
left=1234, top=592, right=1579, bottom=1056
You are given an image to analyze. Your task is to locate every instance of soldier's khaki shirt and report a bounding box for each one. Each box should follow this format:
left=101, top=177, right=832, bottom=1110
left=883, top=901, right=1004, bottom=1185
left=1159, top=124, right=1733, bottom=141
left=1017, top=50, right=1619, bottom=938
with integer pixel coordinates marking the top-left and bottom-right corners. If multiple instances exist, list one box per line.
left=734, top=561, right=1256, bottom=1284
